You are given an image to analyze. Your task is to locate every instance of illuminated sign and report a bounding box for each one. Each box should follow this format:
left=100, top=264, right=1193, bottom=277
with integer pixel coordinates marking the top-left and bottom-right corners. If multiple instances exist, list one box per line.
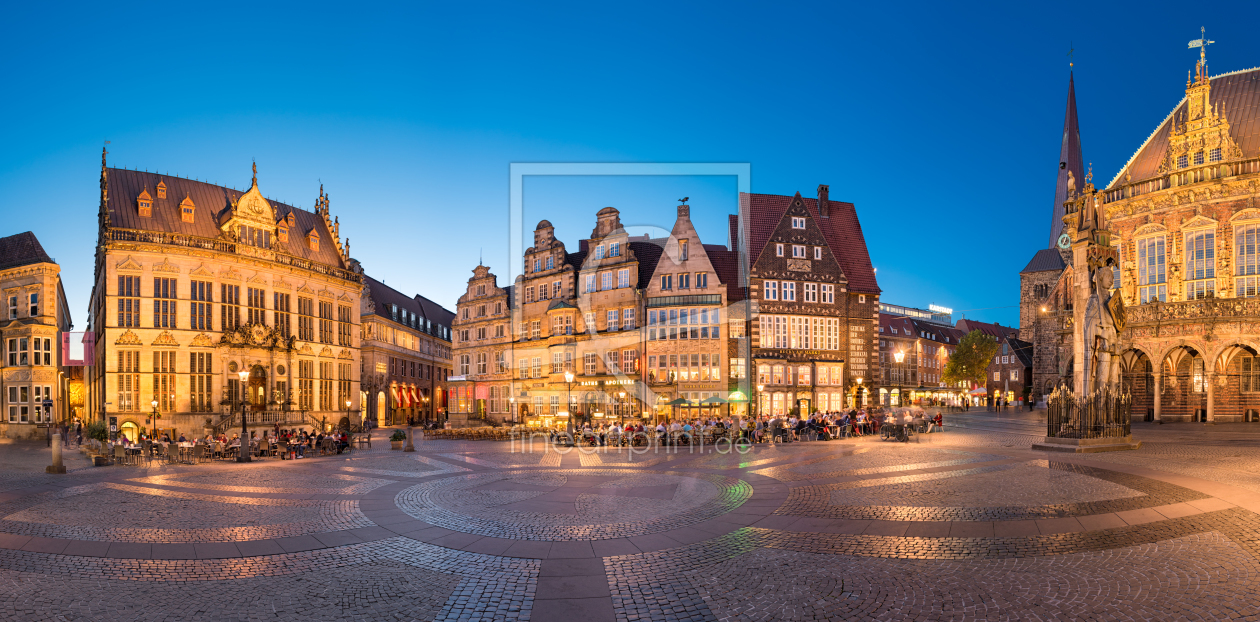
left=928, top=304, right=953, bottom=314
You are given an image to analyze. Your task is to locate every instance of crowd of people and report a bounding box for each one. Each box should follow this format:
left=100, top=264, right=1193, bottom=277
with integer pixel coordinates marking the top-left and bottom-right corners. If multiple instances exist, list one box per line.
left=110, top=427, right=353, bottom=460
left=546, top=407, right=945, bottom=446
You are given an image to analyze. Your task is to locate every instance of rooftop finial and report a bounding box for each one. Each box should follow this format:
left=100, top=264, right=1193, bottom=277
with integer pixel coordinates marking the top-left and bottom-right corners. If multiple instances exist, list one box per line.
left=251, top=159, right=257, bottom=186
left=1067, top=41, right=1074, bottom=68
left=1188, top=26, right=1214, bottom=80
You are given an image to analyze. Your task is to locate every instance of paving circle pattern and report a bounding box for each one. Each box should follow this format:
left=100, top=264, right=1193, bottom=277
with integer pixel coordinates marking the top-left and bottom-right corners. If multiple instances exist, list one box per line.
left=395, top=468, right=752, bottom=540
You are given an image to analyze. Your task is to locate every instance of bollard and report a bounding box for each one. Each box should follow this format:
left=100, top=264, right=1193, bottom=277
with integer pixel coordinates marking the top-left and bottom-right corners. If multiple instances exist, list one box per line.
left=404, top=426, right=415, bottom=452
left=46, top=433, right=66, bottom=474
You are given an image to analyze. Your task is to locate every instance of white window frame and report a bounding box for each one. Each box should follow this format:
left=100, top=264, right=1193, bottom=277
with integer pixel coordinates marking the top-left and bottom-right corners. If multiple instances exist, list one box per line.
left=782, top=282, right=796, bottom=302
left=1237, top=223, right=1260, bottom=297
left=803, top=282, right=817, bottom=302
left=792, top=245, right=805, bottom=258
left=814, top=247, right=822, bottom=260
left=821, top=283, right=834, bottom=304
left=764, top=281, right=778, bottom=300
left=1137, top=234, right=1167, bottom=304
left=791, top=217, right=805, bottom=229
left=1184, top=228, right=1215, bottom=301
left=617, top=268, right=629, bottom=288
left=776, top=243, right=784, bottom=257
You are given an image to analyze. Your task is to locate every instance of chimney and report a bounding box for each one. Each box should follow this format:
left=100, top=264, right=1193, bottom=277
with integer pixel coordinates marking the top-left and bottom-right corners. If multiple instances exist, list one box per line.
left=817, top=184, right=830, bottom=218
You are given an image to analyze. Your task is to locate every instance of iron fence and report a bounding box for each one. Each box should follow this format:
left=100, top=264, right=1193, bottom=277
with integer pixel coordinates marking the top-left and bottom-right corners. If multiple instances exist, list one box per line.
left=1046, top=385, right=1132, bottom=439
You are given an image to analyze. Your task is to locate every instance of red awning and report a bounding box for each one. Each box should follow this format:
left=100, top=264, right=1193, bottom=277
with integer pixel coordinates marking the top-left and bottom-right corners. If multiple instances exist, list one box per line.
left=409, top=386, right=420, bottom=407
left=390, top=385, right=400, bottom=406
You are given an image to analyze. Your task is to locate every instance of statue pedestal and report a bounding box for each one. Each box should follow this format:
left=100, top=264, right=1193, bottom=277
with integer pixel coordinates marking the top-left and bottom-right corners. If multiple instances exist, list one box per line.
left=1031, top=436, right=1142, bottom=453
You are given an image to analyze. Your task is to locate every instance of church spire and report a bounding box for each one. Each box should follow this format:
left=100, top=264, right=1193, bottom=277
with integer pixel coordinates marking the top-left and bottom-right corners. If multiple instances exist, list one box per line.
left=1050, top=71, right=1085, bottom=249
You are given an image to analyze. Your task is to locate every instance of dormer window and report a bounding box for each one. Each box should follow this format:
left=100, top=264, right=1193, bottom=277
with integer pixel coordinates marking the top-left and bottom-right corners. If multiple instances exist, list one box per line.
left=1210, top=148, right=1222, bottom=162
left=137, top=188, right=153, bottom=217
left=278, top=223, right=289, bottom=243
left=1194, top=151, right=1205, bottom=166
left=180, top=195, right=195, bottom=223
left=286, top=213, right=296, bottom=227
left=308, top=230, right=319, bottom=251
left=156, top=181, right=167, bottom=199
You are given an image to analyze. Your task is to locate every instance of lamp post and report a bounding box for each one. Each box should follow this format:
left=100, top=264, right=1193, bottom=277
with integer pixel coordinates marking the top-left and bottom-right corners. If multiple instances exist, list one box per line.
left=893, top=349, right=905, bottom=407
left=509, top=396, right=515, bottom=424
left=150, top=399, right=158, bottom=440
left=618, top=391, right=626, bottom=424
left=345, top=399, right=352, bottom=432
left=756, top=384, right=765, bottom=418
left=237, top=369, right=250, bottom=462
left=564, top=371, right=575, bottom=437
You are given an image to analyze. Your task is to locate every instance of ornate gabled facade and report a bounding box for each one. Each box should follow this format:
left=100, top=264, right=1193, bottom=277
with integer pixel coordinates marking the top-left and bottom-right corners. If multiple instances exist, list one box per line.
left=1024, top=39, right=1260, bottom=422
left=359, top=275, right=453, bottom=427
left=737, top=186, right=881, bottom=414
left=0, top=232, right=72, bottom=438
left=644, top=203, right=731, bottom=416
left=86, top=153, right=363, bottom=440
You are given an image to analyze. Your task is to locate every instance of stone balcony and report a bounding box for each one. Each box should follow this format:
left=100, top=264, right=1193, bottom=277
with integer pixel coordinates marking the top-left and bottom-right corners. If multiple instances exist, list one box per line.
left=1125, top=296, right=1260, bottom=326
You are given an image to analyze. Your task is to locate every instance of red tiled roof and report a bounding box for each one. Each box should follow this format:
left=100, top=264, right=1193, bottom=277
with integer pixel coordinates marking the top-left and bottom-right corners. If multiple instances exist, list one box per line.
left=879, top=312, right=915, bottom=337
left=707, top=247, right=744, bottom=303
left=955, top=318, right=1019, bottom=341
left=738, top=192, right=880, bottom=293
left=1110, top=67, right=1260, bottom=188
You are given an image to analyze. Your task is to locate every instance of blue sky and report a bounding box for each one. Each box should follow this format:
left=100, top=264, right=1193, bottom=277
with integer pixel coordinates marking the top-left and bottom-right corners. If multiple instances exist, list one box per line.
left=3, top=1, right=1258, bottom=329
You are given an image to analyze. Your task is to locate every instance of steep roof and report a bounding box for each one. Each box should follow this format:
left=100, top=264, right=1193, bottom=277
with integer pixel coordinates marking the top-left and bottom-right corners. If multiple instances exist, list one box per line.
left=879, top=312, right=916, bottom=337
left=706, top=246, right=744, bottom=303
left=104, top=167, right=345, bottom=269
left=1009, top=337, right=1034, bottom=368
left=739, top=192, right=880, bottom=293
left=1050, top=72, right=1085, bottom=248
left=628, top=241, right=663, bottom=289
left=0, top=231, right=54, bottom=271
left=1021, top=248, right=1067, bottom=274
left=363, top=274, right=454, bottom=338
left=1109, top=67, right=1260, bottom=188
left=956, top=318, right=1019, bottom=341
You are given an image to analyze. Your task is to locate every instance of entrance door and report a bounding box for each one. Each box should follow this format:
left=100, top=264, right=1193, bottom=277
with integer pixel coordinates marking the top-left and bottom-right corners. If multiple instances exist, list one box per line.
left=248, top=366, right=267, bottom=411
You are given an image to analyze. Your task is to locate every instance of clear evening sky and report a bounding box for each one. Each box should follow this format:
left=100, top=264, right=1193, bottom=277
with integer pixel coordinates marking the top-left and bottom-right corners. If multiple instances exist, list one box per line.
left=3, top=2, right=1258, bottom=330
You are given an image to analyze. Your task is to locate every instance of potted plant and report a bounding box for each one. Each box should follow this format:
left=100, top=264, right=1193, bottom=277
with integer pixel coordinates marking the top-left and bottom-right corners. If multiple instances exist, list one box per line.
left=390, top=429, right=406, bottom=450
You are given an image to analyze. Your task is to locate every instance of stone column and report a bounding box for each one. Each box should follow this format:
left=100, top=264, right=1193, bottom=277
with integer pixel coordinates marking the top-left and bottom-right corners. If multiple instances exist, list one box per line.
left=46, top=433, right=65, bottom=474
left=1206, top=371, right=1215, bottom=423
left=1153, top=371, right=1162, bottom=421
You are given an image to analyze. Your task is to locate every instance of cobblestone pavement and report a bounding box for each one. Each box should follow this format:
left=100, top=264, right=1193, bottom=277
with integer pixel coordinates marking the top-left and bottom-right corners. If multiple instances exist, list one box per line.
left=1, top=421, right=1260, bottom=620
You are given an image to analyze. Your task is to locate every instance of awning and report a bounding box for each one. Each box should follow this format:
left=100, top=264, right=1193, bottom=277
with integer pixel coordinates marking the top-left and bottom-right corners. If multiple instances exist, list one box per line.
left=727, top=391, right=748, bottom=402
left=968, top=387, right=988, bottom=396
left=409, top=386, right=420, bottom=407
left=390, top=385, right=400, bottom=406
left=700, top=396, right=729, bottom=404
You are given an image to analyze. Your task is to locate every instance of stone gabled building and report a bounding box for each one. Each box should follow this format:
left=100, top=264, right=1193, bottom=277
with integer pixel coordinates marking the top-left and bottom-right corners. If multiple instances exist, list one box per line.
left=360, top=275, right=453, bottom=427
left=1023, top=42, right=1260, bottom=422
left=0, top=232, right=72, bottom=438
left=644, top=202, right=730, bottom=419
left=737, top=186, right=880, bottom=414
left=85, top=155, right=362, bottom=439
left=448, top=265, right=514, bottom=426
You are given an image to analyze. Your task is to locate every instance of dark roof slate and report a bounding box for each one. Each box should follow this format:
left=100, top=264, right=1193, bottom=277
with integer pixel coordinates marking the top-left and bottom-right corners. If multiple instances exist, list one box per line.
left=1021, top=248, right=1067, bottom=274
left=1110, top=67, right=1260, bottom=188
left=105, top=167, right=345, bottom=269
left=363, top=274, right=454, bottom=337
left=0, top=232, right=54, bottom=271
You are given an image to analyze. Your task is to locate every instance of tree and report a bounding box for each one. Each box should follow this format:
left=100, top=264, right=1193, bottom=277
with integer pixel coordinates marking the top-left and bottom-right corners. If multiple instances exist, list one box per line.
left=943, top=330, right=1000, bottom=389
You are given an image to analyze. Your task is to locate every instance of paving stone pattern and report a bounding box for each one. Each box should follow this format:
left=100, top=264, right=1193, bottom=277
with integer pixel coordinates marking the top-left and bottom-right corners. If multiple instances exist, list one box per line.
left=0, top=422, right=1258, bottom=620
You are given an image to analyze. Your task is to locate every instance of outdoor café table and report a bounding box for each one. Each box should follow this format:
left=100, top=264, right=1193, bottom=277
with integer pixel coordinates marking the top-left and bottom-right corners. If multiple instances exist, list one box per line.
left=178, top=442, right=195, bottom=463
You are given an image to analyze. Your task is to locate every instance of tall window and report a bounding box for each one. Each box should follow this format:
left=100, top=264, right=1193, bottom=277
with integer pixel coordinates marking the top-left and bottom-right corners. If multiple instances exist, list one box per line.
left=585, top=274, right=597, bottom=293
left=153, top=351, right=176, bottom=411
left=221, top=284, right=241, bottom=330
left=7, top=295, right=15, bottom=319
left=1237, top=224, right=1260, bottom=297
left=531, top=357, right=541, bottom=378
left=147, top=277, right=175, bottom=328
left=338, top=305, right=352, bottom=346
left=1242, top=356, right=1260, bottom=392
left=607, top=309, right=619, bottom=331
left=601, top=272, right=613, bottom=291
left=318, top=301, right=334, bottom=344
left=118, top=275, right=140, bottom=327
left=459, top=354, right=470, bottom=375
left=782, top=282, right=796, bottom=302
left=117, top=350, right=140, bottom=412
left=339, top=363, right=351, bottom=410
left=319, top=361, right=333, bottom=410
left=584, top=352, right=597, bottom=375
left=190, top=352, right=212, bottom=412
left=298, top=297, right=314, bottom=341
left=803, top=283, right=818, bottom=303
left=610, top=242, right=620, bottom=257
left=730, top=357, right=746, bottom=379
left=191, top=281, right=212, bottom=330
left=243, top=287, right=263, bottom=325
left=1185, top=230, right=1215, bottom=300
left=31, top=338, right=51, bottom=366
left=764, top=281, right=778, bottom=300
left=618, top=269, right=630, bottom=288
left=622, top=349, right=638, bottom=373
left=496, top=351, right=507, bottom=373
left=606, top=351, right=620, bottom=374
left=298, top=360, right=314, bottom=410
left=623, top=308, right=635, bottom=330
left=660, top=275, right=672, bottom=290
left=821, top=284, right=834, bottom=304
left=31, top=385, right=51, bottom=423
left=679, top=239, right=688, bottom=260
left=1137, top=236, right=1166, bottom=303
left=274, top=293, right=291, bottom=337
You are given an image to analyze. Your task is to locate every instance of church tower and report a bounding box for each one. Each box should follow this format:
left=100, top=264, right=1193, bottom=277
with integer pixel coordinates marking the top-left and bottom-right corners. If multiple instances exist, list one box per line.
left=1050, top=72, right=1085, bottom=249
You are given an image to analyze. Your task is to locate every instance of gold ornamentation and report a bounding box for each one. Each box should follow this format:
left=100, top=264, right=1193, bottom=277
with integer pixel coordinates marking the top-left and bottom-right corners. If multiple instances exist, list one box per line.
left=190, top=333, right=215, bottom=347
left=151, top=331, right=178, bottom=346
left=152, top=258, right=180, bottom=274
left=115, top=330, right=141, bottom=345
left=337, top=348, right=353, bottom=360
left=319, top=346, right=333, bottom=357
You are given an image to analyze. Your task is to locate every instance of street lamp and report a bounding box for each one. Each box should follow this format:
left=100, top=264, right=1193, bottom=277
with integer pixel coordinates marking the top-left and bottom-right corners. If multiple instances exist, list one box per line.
left=618, top=391, right=626, bottom=424
left=756, top=384, right=765, bottom=417
left=346, top=399, right=352, bottom=432
left=509, top=396, right=515, bottom=424
left=564, top=371, right=575, bottom=438
left=150, top=400, right=159, bottom=438
left=893, top=350, right=905, bottom=406
left=237, top=369, right=250, bottom=462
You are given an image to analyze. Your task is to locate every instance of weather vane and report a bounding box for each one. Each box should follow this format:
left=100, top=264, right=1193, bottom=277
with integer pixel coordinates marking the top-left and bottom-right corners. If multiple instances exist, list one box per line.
left=1067, top=41, right=1074, bottom=68
left=1188, top=26, right=1214, bottom=63
left=678, top=197, right=689, bottom=204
